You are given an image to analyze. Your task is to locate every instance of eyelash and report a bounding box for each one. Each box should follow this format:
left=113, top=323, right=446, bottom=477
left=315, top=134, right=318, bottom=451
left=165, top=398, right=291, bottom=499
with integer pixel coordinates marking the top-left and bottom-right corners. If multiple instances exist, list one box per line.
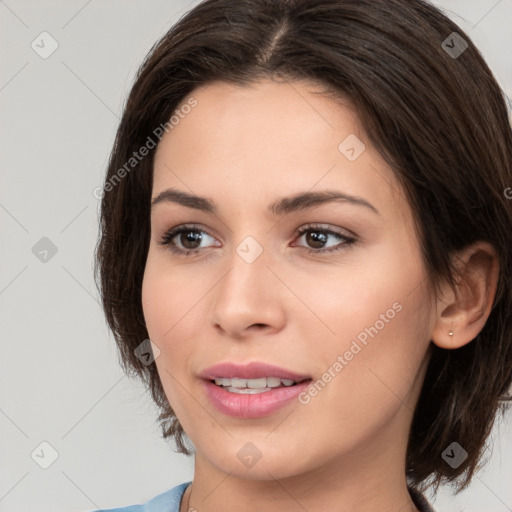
left=157, top=223, right=357, bottom=257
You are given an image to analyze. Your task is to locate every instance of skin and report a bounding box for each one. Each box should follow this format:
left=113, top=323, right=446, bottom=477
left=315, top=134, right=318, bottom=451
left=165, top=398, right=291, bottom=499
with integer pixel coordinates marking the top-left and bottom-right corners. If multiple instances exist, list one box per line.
left=141, top=78, right=499, bottom=512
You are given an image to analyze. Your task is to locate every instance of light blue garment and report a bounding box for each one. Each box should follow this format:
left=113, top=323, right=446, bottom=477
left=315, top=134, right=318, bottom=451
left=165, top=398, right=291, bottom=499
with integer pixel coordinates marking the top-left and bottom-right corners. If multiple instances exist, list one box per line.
left=91, top=481, right=191, bottom=512
left=90, top=481, right=435, bottom=512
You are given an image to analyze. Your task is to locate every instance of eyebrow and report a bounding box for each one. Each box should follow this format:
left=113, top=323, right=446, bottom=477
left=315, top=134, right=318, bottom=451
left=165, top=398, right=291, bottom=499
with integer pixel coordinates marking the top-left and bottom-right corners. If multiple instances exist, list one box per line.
left=151, top=187, right=379, bottom=216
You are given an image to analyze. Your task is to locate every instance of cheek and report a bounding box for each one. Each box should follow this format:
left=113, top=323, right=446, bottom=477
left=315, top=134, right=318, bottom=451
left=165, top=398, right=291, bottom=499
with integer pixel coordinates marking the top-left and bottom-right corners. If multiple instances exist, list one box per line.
left=293, top=243, right=432, bottom=411
left=142, top=249, right=203, bottom=342
left=141, top=255, right=199, bottom=418
left=141, top=256, right=169, bottom=340
left=141, top=250, right=213, bottom=387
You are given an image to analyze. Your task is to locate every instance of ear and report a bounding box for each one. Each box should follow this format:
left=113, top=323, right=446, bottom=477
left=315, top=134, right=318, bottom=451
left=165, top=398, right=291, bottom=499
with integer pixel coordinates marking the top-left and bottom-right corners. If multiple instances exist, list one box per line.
left=431, top=241, right=500, bottom=349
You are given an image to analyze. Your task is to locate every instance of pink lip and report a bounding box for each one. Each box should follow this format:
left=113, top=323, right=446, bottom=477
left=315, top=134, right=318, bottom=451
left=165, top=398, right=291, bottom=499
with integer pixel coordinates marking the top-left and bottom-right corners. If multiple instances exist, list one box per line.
left=198, top=361, right=311, bottom=381
left=202, top=379, right=312, bottom=418
left=199, top=362, right=312, bottom=418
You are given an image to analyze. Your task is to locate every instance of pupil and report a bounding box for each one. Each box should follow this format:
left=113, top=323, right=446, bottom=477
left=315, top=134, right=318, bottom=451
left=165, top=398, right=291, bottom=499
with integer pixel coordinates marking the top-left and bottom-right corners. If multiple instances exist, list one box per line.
left=307, top=231, right=327, bottom=248
left=181, top=231, right=202, bottom=249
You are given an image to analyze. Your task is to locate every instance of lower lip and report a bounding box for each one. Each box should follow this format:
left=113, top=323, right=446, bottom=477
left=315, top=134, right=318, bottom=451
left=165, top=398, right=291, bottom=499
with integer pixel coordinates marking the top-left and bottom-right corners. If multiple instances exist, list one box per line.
left=202, top=379, right=312, bottom=418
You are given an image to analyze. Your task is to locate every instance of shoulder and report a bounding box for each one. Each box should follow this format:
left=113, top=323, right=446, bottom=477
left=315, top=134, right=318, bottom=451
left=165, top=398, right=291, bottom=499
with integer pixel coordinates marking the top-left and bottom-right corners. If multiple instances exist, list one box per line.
left=88, top=481, right=191, bottom=512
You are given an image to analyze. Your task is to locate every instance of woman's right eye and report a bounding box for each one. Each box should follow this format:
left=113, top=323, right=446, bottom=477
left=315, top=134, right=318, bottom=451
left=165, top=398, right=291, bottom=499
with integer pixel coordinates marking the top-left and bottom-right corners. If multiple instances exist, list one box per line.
left=158, top=225, right=220, bottom=256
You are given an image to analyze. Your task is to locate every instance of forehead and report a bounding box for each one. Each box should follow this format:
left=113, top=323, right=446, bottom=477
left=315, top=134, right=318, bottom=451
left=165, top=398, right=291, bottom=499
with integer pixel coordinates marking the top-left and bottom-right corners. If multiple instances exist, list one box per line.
left=156, top=78, right=363, bottom=159
left=152, top=79, right=407, bottom=221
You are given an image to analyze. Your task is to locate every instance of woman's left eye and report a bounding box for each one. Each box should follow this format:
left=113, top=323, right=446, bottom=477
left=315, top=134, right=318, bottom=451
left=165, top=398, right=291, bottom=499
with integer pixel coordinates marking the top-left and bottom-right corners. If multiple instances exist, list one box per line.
left=158, top=223, right=356, bottom=256
left=293, top=225, right=356, bottom=254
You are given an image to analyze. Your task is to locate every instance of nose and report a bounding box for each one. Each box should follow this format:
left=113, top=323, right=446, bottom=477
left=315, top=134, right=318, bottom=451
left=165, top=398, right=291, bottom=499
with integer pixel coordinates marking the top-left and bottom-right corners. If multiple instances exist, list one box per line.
left=209, top=242, right=287, bottom=340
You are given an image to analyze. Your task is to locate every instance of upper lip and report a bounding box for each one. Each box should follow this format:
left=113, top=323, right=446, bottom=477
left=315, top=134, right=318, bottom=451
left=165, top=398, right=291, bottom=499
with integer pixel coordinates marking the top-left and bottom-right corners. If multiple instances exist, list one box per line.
left=198, top=362, right=311, bottom=382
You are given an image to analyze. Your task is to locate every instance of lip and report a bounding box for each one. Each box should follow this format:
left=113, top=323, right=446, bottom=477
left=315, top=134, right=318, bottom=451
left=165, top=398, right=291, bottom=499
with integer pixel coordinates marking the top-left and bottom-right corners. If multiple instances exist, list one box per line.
left=202, top=379, right=312, bottom=418
left=199, top=362, right=312, bottom=418
left=198, top=361, right=311, bottom=381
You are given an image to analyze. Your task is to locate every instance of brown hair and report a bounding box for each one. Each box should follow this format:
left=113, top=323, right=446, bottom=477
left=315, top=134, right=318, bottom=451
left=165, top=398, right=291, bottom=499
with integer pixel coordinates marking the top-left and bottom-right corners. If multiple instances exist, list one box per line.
left=94, top=0, right=512, bottom=494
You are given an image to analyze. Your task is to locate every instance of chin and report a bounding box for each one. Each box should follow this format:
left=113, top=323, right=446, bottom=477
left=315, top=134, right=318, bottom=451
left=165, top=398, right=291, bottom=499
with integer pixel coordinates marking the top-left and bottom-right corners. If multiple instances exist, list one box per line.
left=196, top=434, right=320, bottom=481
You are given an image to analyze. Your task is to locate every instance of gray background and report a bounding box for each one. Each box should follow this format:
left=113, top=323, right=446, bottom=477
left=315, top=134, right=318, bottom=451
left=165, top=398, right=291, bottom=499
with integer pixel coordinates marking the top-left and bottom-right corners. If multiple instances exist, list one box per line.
left=0, top=1, right=511, bottom=511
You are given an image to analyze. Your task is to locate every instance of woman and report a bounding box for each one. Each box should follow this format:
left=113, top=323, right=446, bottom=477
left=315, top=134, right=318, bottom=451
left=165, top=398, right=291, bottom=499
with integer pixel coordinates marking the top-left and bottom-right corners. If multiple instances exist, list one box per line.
left=92, top=0, right=512, bottom=510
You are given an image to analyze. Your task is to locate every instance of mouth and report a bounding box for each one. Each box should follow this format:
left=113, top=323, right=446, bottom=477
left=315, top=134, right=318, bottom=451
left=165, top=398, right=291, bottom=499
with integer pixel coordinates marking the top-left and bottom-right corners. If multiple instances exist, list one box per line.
left=199, top=362, right=313, bottom=418
left=209, top=376, right=310, bottom=394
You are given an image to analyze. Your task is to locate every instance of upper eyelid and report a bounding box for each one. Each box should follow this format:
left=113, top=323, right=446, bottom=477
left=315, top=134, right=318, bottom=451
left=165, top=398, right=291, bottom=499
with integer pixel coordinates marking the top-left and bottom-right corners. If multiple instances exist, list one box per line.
left=297, top=223, right=355, bottom=237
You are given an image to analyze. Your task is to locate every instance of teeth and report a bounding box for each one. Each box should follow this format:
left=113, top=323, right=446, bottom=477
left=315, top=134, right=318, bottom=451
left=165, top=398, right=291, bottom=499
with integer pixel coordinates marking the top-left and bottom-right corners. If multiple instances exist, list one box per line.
left=266, top=377, right=282, bottom=387
left=225, top=387, right=271, bottom=394
left=231, top=378, right=247, bottom=388
left=213, top=376, right=299, bottom=390
left=247, top=378, right=267, bottom=388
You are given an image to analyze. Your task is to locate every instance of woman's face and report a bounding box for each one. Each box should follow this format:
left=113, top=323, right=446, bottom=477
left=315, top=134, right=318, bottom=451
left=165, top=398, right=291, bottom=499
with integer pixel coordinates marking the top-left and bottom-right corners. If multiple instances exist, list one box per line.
left=142, top=79, right=435, bottom=481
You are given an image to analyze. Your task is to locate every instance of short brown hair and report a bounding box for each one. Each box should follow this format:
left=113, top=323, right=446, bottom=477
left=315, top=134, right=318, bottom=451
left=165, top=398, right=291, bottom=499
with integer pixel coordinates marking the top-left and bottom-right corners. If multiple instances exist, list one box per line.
left=94, top=0, right=512, bottom=494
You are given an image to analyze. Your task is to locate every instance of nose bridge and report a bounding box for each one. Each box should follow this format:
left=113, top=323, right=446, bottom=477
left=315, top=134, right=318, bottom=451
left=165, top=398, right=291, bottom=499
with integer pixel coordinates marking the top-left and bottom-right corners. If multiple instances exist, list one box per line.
left=209, top=233, right=285, bottom=336
left=219, top=235, right=271, bottom=305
